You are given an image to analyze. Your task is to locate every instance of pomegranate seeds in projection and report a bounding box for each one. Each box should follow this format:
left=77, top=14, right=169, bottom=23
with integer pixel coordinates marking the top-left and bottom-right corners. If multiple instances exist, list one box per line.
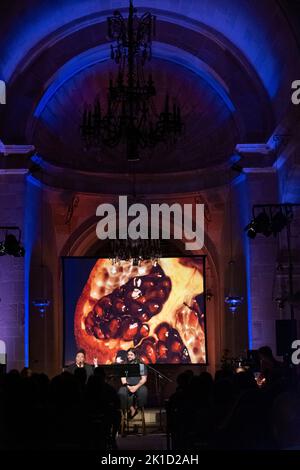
left=74, top=258, right=205, bottom=364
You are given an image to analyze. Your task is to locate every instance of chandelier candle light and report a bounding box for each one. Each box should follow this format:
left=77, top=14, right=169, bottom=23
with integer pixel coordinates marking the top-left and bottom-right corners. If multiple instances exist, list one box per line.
left=80, top=0, right=183, bottom=160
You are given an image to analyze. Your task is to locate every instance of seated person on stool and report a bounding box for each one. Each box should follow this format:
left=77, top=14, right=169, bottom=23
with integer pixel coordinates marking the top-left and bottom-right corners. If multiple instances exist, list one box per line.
left=118, top=348, right=147, bottom=419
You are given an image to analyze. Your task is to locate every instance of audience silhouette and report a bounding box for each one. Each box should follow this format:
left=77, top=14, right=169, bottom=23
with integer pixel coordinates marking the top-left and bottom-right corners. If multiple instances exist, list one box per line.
left=0, top=346, right=295, bottom=451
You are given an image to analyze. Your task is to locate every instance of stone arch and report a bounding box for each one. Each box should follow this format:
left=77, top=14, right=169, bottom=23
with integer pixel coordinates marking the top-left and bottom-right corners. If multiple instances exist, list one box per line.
left=58, top=202, right=223, bottom=372
left=2, top=0, right=299, bottom=107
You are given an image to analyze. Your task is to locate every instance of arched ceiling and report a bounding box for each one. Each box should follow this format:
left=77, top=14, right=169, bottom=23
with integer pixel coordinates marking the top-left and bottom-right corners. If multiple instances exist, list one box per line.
left=0, top=0, right=299, bottom=180
left=31, top=58, right=239, bottom=173
left=1, top=0, right=299, bottom=99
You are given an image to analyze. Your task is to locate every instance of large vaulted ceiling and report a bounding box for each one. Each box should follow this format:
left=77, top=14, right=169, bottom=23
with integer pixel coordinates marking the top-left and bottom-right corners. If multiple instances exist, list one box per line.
left=0, top=0, right=299, bottom=177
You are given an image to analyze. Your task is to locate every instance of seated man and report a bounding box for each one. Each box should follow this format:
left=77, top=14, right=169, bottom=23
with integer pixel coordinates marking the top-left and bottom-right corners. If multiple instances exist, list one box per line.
left=66, top=349, right=98, bottom=383
left=118, top=348, right=148, bottom=418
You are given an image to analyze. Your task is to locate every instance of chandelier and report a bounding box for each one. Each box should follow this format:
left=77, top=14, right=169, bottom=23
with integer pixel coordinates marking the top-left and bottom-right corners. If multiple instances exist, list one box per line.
left=225, top=178, right=243, bottom=314
left=80, top=0, right=183, bottom=161
left=110, top=238, right=161, bottom=271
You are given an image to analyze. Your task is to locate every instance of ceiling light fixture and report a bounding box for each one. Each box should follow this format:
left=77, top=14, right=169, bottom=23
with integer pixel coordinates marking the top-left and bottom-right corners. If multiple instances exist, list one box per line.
left=80, top=0, right=183, bottom=161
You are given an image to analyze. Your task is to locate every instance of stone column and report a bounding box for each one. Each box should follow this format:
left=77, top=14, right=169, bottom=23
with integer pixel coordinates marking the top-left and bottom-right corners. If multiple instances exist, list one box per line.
left=0, top=145, right=33, bottom=370
left=237, top=144, right=279, bottom=354
left=0, top=170, right=27, bottom=370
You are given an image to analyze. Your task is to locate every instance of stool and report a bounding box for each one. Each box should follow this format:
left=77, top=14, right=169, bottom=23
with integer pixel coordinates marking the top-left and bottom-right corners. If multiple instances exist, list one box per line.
left=121, top=407, right=146, bottom=436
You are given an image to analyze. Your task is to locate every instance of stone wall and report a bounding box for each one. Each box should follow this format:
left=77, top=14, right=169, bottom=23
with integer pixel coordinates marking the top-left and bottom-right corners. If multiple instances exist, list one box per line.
left=0, top=171, right=26, bottom=370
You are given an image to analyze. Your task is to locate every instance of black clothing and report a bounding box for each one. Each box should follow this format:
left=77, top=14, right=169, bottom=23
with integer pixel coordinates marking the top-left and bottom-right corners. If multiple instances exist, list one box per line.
left=126, top=363, right=147, bottom=385
left=118, top=361, right=148, bottom=409
left=66, top=363, right=94, bottom=382
left=118, top=384, right=148, bottom=409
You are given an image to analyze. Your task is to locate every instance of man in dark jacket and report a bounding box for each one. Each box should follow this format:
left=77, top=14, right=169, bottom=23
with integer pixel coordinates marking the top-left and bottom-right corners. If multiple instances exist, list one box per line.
left=118, top=348, right=148, bottom=418
left=66, top=349, right=97, bottom=382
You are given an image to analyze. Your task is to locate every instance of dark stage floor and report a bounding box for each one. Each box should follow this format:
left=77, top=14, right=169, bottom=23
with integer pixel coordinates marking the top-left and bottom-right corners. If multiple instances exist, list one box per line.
left=116, top=433, right=168, bottom=450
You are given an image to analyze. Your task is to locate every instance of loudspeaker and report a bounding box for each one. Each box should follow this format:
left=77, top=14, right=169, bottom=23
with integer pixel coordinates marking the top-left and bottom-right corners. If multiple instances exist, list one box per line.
left=276, top=319, right=297, bottom=356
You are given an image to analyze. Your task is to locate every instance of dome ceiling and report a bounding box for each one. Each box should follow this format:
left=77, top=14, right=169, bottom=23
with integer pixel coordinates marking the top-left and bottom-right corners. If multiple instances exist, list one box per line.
left=31, top=58, right=239, bottom=173
left=1, top=0, right=299, bottom=183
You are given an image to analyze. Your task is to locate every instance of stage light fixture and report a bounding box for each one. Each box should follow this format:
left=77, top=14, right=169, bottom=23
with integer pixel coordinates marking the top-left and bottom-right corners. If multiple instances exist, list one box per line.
left=0, top=229, right=25, bottom=257
left=256, top=211, right=272, bottom=236
left=4, top=234, right=25, bottom=257
left=246, top=203, right=300, bottom=324
left=5, top=234, right=20, bottom=255
left=245, top=220, right=257, bottom=239
left=271, top=210, right=289, bottom=235
left=245, top=204, right=295, bottom=240
left=245, top=211, right=271, bottom=239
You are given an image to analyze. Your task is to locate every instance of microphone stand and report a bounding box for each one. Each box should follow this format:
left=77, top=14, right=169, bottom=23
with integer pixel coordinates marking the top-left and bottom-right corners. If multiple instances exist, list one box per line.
left=146, top=364, right=173, bottom=432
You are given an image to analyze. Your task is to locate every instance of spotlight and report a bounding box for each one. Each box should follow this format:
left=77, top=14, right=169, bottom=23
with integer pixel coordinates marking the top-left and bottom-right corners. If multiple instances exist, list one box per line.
left=5, top=234, right=24, bottom=256
left=271, top=210, right=288, bottom=235
left=4, top=234, right=19, bottom=255
left=255, top=211, right=272, bottom=236
left=0, top=227, right=25, bottom=257
left=245, top=211, right=271, bottom=238
left=3, top=234, right=25, bottom=257
left=245, top=220, right=257, bottom=239
left=245, top=204, right=295, bottom=240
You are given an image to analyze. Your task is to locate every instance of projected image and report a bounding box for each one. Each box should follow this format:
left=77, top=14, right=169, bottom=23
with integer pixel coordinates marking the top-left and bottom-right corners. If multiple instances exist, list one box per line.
left=64, top=257, right=206, bottom=365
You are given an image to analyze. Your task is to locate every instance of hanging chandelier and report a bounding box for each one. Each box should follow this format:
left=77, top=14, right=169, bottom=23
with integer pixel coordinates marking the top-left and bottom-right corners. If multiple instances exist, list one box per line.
left=80, top=0, right=183, bottom=161
left=110, top=238, right=161, bottom=271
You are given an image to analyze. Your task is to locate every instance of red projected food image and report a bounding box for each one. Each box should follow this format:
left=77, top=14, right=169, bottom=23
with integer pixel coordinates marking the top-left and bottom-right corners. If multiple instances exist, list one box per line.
left=74, top=258, right=206, bottom=364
